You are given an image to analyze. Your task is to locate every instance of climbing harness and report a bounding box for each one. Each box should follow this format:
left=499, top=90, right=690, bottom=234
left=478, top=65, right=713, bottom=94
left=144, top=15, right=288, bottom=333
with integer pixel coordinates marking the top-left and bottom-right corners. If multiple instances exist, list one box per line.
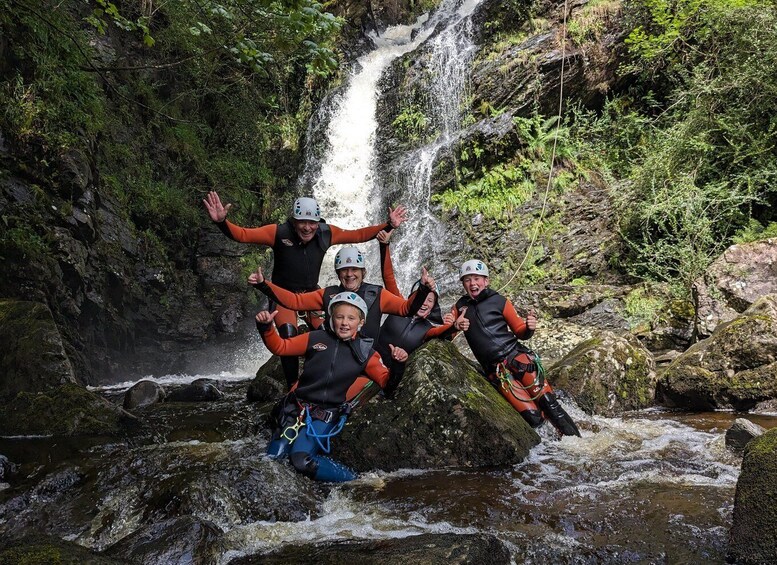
left=494, top=352, right=547, bottom=402
left=304, top=406, right=348, bottom=454
left=280, top=406, right=307, bottom=442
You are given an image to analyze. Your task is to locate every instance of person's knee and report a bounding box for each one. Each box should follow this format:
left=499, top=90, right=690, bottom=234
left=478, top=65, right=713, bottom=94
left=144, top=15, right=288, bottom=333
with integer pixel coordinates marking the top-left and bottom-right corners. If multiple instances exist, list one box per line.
left=521, top=409, right=545, bottom=428
left=289, top=451, right=318, bottom=478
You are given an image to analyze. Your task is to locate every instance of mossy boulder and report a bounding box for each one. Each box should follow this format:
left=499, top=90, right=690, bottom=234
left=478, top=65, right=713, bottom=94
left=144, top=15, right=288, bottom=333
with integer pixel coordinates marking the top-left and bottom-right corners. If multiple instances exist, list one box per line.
left=0, top=383, right=136, bottom=436
left=0, top=300, right=77, bottom=400
left=336, top=340, right=540, bottom=472
left=656, top=295, right=777, bottom=410
left=547, top=331, right=657, bottom=416
left=0, top=534, right=126, bottom=564
left=728, top=428, right=777, bottom=564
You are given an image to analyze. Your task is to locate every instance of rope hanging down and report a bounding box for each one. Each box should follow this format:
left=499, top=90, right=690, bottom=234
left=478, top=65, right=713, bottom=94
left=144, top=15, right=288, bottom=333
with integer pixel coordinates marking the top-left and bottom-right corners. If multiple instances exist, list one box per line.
left=497, top=0, right=571, bottom=293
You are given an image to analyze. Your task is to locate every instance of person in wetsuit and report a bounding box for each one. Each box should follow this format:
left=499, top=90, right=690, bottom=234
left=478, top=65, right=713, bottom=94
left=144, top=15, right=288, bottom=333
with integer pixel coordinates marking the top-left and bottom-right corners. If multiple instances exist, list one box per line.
left=373, top=230, right=451, bottom=396
left=248, top=245, right=434, bottom=343
left=445, top=260, right=581, bottom=437
left=204, top=191, right=407, bottom=387
left=256, top=292, right=404, bottom=482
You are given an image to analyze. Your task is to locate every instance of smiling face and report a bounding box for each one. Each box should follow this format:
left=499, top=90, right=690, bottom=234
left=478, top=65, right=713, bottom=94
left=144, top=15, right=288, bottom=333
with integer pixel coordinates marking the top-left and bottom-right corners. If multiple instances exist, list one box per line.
left=415, top=292, right=437, bottom=319
left=461, top=274, right=489, bottom=299
left=330, top=303, right=363, bottom=339
left=337, top=267, right=365, bottom=292
left=292, top=219, right=319, bottom=243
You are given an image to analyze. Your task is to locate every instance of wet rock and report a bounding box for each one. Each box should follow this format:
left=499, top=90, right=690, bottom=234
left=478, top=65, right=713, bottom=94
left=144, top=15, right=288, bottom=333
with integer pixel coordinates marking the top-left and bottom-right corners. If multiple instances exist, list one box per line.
left=166, top=378, right=224, bottom=402
left=567, top=298, right=629, bottom=332
left=656, top=295, right=777, bottom=411
left=0, top=383, right=137, bottom=436
left=694, top=238, right=777, bottom=337
left=725, top=418, right=766, bottom=452
left=516, top=285, right=631, bottom=319
left=123, top=380, right=166, bottom=410
left=547, top=331, right=657, bottom=416
left=230, top=532, right=511, bottom=564
left=336, top=340, right=540, bottom=472
left=728, top=427, right=777, bottom=564
left=0, top=455, right=17, bottom=484
left=0, top=534, right=125, bottom=564
left=105, top=516, right=222, bottom=565
left=0, top=300, right=77, bottom=400
left=247, top=356, right=286, bottom=402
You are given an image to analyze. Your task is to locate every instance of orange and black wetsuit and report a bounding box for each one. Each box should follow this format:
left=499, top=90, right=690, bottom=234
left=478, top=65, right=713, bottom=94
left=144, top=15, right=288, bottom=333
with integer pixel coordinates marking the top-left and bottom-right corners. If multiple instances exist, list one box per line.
left=252, top=278, right=431, bottom=342
left=218, top=217, right=388, bottom=387
left=449, top=289, right=580, bottom=436
left=375, top=242, right=451, bottom=395
left=257, top=319, right=388, bottom=482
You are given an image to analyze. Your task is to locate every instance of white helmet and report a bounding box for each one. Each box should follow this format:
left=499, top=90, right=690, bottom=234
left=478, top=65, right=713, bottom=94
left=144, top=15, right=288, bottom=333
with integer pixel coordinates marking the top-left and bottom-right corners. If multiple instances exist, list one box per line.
left=292, top=197, right=320, bottom=221
left=459, top=259, right=489, bottom=279
left=334, top=246, right=365, bottom=271
left=328, top=291, right=368, bottom=319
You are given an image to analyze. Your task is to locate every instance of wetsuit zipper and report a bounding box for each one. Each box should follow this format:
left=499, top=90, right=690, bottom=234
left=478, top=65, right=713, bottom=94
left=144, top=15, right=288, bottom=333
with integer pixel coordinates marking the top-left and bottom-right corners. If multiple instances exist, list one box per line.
left=324, top=338, right=339, bottom=406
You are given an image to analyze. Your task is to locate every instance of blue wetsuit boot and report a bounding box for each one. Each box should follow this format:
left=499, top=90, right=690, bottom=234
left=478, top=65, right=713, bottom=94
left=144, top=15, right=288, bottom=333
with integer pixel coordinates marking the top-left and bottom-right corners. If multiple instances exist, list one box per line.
left=266, top=437, right=291, bottom=459
left=313, top=455, right=357, bottom=482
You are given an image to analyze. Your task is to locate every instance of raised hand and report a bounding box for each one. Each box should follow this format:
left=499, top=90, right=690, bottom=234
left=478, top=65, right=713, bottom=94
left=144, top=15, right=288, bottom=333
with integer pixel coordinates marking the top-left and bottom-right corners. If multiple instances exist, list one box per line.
left=420, top=266, right=435, bottom=290
left=388, top=204, right=408, bottom=228
left=454, top=307, right=469, bottom=332
left=389, top=344, right=409, bottom=362
left=526, top=309, right=537, bottom=331
left=376, top=229, right=393, bottom=245
left=248, top=266, right=265, bottom=286
left=255, top=310, right=278, bottom=325
left=443, top=310, right=455, bottom=326
left=203, top=191, right=232, bottom=223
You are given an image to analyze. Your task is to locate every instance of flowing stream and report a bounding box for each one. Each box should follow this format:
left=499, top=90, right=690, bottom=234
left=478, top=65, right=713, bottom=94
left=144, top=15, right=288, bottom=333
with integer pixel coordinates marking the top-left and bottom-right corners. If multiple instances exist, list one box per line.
left=2, top=1, right=776, bottom=563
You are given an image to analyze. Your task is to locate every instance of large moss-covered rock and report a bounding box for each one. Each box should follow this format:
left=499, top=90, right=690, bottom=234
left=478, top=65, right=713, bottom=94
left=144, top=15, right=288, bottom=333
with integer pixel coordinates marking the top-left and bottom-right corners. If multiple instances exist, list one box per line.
left=0, top=534, right=126, bottom=564
left=336, top=340, right=540, bottom=471
left=246, top=355, right=286, bottom=402
left=728, top=428, right=777, bottom=564
left=547, top=331, right=657, bottom=416
left=0, top=300, right=77, bottom=400
left=230, top=533, right=511, bottom=564
left=656, top=295, right=777, bottom=410
left=0, top=383, right=136, bottom=436
left=694, top=238, right=777, bottom=337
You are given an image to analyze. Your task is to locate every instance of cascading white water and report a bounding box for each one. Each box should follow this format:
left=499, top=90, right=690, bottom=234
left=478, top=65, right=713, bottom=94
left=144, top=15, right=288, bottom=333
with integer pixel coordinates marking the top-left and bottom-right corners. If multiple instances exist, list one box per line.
left=309, top=0, right=484, bottom=289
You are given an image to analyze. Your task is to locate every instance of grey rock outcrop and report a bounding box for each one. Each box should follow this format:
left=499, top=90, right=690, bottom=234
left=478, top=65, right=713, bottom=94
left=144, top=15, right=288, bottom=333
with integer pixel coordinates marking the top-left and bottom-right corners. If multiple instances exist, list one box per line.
left=725, top=418, right=766, bottom=452
left=694, top=238, right=777, bottom=337
left=166, top=378, right=224, bottom=402
left=123, top=380, right=166, bottom=410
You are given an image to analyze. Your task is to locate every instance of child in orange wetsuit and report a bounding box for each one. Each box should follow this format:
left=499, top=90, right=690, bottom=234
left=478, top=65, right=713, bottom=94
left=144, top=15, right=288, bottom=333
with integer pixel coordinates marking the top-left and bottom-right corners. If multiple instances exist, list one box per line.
left=445, top=260, right=580, bottom=437
left=256, top=292, right=405, bottom=482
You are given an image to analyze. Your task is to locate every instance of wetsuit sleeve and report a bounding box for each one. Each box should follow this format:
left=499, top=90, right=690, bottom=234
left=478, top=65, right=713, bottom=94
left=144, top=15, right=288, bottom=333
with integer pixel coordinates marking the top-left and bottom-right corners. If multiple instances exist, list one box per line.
left=254, top=280, right=325, bottom=311
left=379, top=242, right=403, bottom=298
left=329, top=222, right=390, bottom=244
left=424, top=323, right=455, bottom=340
left=503, top=299, right=535, bottom=339
left=364, top=351, right=389, bottom=388
left=217, top=221, right=277, bottom=245
left=379, top=284, right=431, bottom=316
left=256, top=323, right=310, bottom=356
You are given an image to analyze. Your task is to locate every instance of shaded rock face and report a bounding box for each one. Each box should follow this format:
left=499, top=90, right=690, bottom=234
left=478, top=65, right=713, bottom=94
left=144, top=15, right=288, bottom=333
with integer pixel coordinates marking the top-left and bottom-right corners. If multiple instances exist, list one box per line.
left=656, top=295, right=777, bottom=411
left=246, top=356, right=286, bottom=402
left=230, top=532, right=512, bottom=564
left=123, top=380, right=166, bottom=410
left=0, top=439, right=327, bottom=551
left=694, top=238, right=777, bottom=338
left=0, top=383, right=136, bottom=437
left=725, top=418, right=766, bottom=453
left=0, top=300, right=76, bottom=400
left=105, top=516, right=222, bottom=565
left=0, top=534, right=126, bottom=564
left=548, top=331, right=657, bottom=416
left=336, top=340, right=540, bottom=472
left=728, top=428, right=777, bottom=564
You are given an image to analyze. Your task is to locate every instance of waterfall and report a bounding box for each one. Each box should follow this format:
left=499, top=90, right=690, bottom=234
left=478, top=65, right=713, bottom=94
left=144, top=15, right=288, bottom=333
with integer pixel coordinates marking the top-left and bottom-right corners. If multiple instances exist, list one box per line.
left=302, top=0, right=484, bottom=289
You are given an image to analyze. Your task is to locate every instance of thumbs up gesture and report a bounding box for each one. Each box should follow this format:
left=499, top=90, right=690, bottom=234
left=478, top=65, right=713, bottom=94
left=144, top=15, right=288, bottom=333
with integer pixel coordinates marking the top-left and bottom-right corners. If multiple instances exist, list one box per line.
left=454, top=307, right=469, bottom=331
left=526, top=309, right=537, bottom=331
